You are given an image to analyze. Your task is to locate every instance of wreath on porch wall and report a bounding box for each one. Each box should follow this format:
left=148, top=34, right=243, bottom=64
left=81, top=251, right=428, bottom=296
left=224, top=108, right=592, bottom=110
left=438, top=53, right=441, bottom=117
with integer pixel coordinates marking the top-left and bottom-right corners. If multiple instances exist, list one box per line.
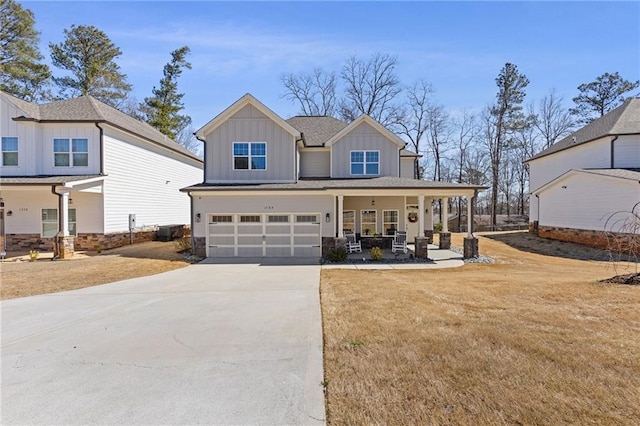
left=408, top=212, right=418, bottom=223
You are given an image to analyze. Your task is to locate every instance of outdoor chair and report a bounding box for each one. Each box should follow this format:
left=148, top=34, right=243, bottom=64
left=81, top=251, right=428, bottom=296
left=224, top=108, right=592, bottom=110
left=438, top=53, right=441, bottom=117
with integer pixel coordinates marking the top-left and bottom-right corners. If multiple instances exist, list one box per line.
left=392, top=230, right=408, bottom=254
left=345, top=232, right=362, bottom=253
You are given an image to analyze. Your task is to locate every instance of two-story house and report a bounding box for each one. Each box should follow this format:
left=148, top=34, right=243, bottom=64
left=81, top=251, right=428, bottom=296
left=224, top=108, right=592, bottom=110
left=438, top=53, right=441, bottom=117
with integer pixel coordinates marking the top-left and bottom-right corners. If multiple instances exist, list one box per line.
left=526, top=98, right=640, bottom=248
left=182, top=94, right=484, bottom=259
left=0, top=91, right=203, bottom=257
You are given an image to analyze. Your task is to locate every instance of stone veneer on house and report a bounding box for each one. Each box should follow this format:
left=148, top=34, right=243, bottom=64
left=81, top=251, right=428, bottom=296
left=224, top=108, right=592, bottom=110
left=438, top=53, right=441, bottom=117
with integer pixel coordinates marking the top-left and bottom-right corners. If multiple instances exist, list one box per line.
left=534, top=224, right=639, bottom=253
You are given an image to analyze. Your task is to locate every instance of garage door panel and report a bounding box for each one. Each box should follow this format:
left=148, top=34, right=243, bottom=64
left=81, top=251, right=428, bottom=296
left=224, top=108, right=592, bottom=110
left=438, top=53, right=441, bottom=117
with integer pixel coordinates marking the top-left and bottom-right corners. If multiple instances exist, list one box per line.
left=238, top=235, right=262, bottom=245
left=265, top=235, right=291, bottom=245
left=266, top=247, right=292, bottom=257
left=238, top=225, right=261, bottom=234
left=294, top=247, right=321, bottom=257
left=210, top=247, right=235, bottom=257
left=211, top=236, right=235, bottom=245
left=294, top=224, right=320, bottom=233
left=294, top=235, right=317, bottom=245
left=209, top=224, right=234, bottom=234
left=238, top=247, right=263, bottom=257
left=265, top=225, right=290, bottom=234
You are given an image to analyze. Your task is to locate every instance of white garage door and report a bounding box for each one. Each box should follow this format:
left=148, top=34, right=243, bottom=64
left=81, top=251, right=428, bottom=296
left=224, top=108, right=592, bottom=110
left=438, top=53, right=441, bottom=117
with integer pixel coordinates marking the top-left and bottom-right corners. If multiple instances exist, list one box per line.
left=207, top=213, right=321, bottom=257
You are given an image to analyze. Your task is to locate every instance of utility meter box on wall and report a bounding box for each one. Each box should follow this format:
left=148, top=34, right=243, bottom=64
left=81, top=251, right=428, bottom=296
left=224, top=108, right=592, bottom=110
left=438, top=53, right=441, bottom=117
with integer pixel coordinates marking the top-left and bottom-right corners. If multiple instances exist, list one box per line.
left=128, top=214, right=136, bottom=230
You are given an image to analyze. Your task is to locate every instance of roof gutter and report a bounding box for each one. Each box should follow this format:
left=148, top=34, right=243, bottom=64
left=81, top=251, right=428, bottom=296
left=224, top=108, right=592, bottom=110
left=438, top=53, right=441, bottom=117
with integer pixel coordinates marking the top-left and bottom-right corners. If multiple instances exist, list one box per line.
left=95, top=123, right=105, bottom=175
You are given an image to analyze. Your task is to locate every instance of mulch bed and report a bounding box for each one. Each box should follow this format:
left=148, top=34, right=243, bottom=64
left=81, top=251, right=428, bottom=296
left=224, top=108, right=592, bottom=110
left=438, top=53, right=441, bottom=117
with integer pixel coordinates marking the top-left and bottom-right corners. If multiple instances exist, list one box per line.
left=600, top=273, right=640, bottom=285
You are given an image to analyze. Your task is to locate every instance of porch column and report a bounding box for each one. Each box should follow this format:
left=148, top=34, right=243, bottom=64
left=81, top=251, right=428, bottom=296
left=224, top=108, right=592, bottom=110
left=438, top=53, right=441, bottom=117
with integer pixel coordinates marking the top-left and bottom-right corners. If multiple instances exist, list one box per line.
left=418, top=195, right=425, bottom=236
left=337, top=194, right=344, bottom=238
left=467, top=194, right=473, bottom=238
left=60, top=190, right=70, bottom=236
left=442, top=197, right=449, bottom=232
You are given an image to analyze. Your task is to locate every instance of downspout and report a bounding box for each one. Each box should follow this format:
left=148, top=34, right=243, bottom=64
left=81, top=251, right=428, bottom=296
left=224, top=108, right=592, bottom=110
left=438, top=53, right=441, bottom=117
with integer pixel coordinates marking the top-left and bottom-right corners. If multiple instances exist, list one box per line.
left=51, top=185, right=63, bottom=258
left=194, top=133, right=206, bottom=183
left=398, top=144, right=406, bottom=178
left=188, top=192, right=195, bottom=256
left=610, top=135, right=618, bottom=168
left=95, top=123, right=105, bottom=175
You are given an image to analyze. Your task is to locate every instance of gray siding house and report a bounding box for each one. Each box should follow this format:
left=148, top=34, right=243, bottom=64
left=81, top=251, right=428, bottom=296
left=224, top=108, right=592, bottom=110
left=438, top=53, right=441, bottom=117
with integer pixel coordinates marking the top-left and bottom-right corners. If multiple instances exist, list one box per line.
left=183, top=93, right=483, bottom=258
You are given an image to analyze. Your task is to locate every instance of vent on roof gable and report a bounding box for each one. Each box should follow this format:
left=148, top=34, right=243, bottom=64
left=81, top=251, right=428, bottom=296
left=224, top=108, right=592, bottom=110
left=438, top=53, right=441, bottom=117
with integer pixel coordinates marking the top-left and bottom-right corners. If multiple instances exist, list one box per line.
left=572, top=136, right=576, bottom=144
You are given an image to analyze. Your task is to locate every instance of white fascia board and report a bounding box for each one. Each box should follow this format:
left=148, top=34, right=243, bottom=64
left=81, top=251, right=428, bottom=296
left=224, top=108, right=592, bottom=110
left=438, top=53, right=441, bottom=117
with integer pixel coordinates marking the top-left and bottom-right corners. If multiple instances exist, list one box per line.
left=325, top=115, right=406, bottom=148
left=195, top=93, right=300, bottom=139
left=63, top=176, right=106, bottom=188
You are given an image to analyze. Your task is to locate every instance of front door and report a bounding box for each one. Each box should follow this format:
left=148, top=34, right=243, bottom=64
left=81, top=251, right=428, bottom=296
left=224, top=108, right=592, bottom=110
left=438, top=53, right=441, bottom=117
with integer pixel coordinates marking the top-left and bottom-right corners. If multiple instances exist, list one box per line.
left=405, top=205, right=419, bottom=243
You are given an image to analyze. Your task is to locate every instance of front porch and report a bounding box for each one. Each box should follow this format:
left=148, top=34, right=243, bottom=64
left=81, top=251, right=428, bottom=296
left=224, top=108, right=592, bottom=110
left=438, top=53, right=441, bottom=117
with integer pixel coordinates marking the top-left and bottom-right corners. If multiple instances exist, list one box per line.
left=325, top=242, right=465, bottom=269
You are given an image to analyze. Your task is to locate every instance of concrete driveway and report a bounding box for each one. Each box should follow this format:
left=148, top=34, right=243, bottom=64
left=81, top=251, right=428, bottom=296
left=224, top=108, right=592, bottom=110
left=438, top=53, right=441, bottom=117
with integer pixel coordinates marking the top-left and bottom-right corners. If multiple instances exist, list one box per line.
left=1, top=262, right=325, bottom=425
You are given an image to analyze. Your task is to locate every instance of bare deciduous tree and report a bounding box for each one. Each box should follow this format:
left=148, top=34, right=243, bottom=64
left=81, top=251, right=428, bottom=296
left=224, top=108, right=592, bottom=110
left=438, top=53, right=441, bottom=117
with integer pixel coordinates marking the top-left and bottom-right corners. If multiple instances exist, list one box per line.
left=339, top=53, right=402, bottom=126
left=281, top=67, right=337, bottom=116
left=394, top=80, right=433, bottom=179
left=533, top=88, right=574, bottom=149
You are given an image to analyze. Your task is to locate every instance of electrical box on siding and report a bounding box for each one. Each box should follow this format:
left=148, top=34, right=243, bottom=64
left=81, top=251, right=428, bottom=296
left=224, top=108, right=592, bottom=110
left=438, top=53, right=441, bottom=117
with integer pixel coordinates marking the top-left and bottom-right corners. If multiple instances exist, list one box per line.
left=128, top=214, right=136, bottom=230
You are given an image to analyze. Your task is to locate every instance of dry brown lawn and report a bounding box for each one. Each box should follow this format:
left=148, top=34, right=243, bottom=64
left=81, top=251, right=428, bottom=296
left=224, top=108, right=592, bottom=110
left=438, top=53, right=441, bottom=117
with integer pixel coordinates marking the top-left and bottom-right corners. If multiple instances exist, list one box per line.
left=322, top=232, right=640, bottom=425
left=0, top=241, right=190, bottom=300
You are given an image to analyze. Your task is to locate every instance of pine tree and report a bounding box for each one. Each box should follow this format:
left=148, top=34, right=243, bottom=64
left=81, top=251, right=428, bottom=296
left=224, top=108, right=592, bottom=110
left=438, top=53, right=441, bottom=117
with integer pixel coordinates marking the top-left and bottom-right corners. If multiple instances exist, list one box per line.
left=570, top=72, right=639, bottom=124
left=487, top=63, right=529, bottom=227
left=49, top=25, right=131, bottom=106
left=0, top=0, right=51, bottom=101
left=142, top=46, right=192, bottom=140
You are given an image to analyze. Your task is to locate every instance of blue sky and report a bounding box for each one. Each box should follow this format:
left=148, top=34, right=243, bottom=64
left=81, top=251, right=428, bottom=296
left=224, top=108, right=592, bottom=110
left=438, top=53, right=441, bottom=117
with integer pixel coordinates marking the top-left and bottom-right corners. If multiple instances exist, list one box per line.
left=23, top=1, right=640, bottom=129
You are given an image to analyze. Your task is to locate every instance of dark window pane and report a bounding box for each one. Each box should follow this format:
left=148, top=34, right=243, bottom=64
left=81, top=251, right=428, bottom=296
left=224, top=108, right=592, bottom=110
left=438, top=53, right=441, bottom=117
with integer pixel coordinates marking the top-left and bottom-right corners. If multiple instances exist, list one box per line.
left=234, top=156, right=249, bottom=169
left=73, top=153, right=88, bottom=166
left=3, top=152, right=18, bottom=166
left=251, top=156, right=266, bottom=170
left=55, top=153, right=70, bottom=167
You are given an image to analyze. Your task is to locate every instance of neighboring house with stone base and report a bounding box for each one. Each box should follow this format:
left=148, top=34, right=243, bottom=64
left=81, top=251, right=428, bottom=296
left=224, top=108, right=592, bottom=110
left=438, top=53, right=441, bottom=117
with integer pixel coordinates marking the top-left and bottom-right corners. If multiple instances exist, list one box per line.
left=181, top=93, right=485, bottom=259
left=0, top=91, right=203, bottom=258
left=526, top=98, right=640, bottom=248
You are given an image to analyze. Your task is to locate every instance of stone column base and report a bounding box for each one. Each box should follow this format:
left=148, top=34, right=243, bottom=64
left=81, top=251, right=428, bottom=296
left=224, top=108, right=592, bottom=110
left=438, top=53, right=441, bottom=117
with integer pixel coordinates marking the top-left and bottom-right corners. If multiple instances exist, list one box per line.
left=415, top=237, right=429, bottom=259
left=57, top=235, right=75, bottom=259
left=439, top=232, right=451, bottom=249
left=424, top=230, right=434, bottom=244
left=463, top=237, right=479, bottom=259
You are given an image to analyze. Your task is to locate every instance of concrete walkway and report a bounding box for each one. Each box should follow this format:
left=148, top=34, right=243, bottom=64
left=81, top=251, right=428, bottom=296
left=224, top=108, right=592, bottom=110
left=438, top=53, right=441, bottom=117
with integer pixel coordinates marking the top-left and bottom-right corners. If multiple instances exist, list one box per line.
left=1, top=263, right=325, bottom=425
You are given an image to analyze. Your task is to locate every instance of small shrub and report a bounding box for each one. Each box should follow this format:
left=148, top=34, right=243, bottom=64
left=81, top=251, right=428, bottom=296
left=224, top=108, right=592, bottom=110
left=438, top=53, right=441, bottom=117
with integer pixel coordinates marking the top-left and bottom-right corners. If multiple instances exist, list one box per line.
left=434, top=222, right=443, bottom=232
left=94, top=245, right=103, bottom=254
left=370, top=246, right=383, bottom=261
left=29, top=249, right=39, bottom=261
left=327, top=247, right=348, bottom=262
left=174, top=235, right=192, bottom=253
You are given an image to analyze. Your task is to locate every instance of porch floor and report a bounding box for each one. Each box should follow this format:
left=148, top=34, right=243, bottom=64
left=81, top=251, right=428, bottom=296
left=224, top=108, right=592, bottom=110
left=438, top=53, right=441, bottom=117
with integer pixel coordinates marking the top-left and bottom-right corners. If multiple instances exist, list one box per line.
left=324, top=244, right=465, bottom=270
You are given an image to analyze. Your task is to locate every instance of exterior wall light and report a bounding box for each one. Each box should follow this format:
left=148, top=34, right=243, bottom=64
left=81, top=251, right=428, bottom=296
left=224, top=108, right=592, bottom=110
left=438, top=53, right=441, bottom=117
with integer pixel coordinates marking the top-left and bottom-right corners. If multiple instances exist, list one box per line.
left=195, top=213, right=202, bottom=222
left=325, top=213, right=330, bottom=222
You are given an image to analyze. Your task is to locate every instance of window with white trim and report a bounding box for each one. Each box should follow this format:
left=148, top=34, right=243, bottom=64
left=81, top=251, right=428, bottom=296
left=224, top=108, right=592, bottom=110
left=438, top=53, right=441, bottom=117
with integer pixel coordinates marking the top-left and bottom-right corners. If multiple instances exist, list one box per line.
left=233, top=142, right=266, bottom=170
left=383, top=210, right=399, bottom=236
left=2, top=137, right=18, bottom=166
left=360, top=210, right=377, bottom=236
left=350, top=150, right=379, bottom=176
left=343, top=210, right=355, bottom=234
left=41, top=208, right=77, bottom=237
left=240, top=215, right=261, bottom=223
left=295, top=215, right=318, bottom=223
left=53, top=138, right=88, bottom=167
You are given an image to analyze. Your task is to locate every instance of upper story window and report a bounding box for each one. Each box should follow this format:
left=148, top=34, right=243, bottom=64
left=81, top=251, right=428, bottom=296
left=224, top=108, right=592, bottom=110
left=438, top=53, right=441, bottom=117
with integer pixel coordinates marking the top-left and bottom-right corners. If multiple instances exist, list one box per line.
left=233, top=142, right=266, bottom=170
left=351, top=150, right=379, bottom=176
left=53, top=138, right=88, bottom=167
left=2, top=137, right=18, bottom=166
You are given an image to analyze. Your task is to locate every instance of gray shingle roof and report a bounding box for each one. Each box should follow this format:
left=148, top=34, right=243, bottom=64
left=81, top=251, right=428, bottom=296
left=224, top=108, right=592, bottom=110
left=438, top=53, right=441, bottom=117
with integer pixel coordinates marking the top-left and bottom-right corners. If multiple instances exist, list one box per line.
left=528, top=98, right=640, bottom=162
left=580, top=168, right=640, bottom=181
left=1, top=91, right=202, bottom=162
left=286, top=116, right=348, bottom=146
left=182, top=176, right=486, bottom=192
left=0, top=175, right=103, bottom=185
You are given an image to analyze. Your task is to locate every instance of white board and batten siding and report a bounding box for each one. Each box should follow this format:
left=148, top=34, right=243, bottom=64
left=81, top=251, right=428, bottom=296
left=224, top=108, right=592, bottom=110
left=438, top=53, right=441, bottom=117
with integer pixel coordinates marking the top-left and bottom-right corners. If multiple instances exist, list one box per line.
left=400, top=157, right=415, bottom=179
left=528, top=137, right=611, bottom=192
left=102, top=126, right=203, bottom=233
left=614, top=135, right=640, bottom=168
left=1, top=96, right=38, bottom=176
left=330, top=122, right=400, bottom=178
left=38, top=123, right=101, bottom=176
left=538, top=172, right=640, bottom=233
left=204, top=105, right=297, bottom=183
left=299, top=150, right=330, bottom=178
